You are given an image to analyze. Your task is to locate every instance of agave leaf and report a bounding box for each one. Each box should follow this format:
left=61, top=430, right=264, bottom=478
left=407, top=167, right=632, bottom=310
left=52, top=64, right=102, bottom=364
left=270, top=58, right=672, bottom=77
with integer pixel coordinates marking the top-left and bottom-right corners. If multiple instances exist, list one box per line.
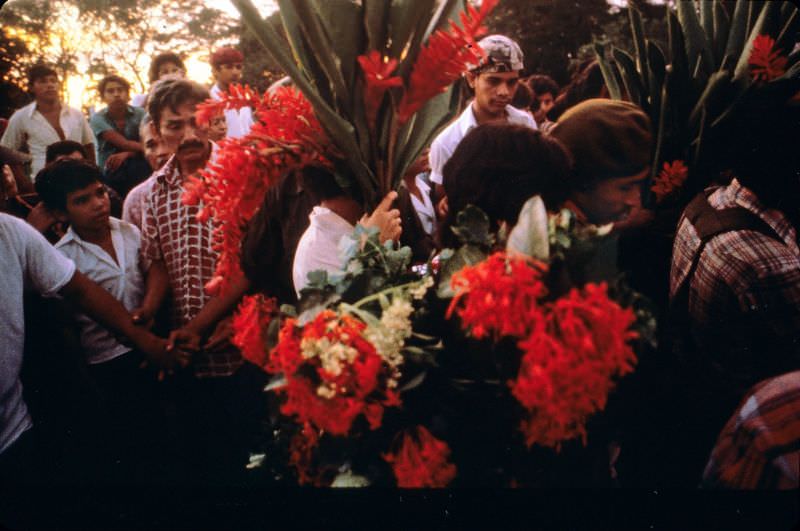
left=275, top=0, right=318, bottom=86
left=693, top=105, right=707, bottom=170
left=688, top=70, right=731, bottom=127
left=388, top=0, right=436, bottom=65
left=700, top=1, right=714, bottom=47
left=777, top=4, right=799, bottom=52
left=668, top=10, right=690, bottom=93
left=722, top=0, right=749, bottom=70
left=363, top=0, right=390, bottom=52
left=678, top=0, right=714, bottom=79
left=712, top=0, right=730, bottom=68
left=613, top=47, right=646, bottom=110
left=733, top=1, right=782, bottom=81
left=629, top=6, right=650, bottom=94
left=745, top=0, right=759, bottom=37
left=313, top=0, right=364, bottom=91
left=593, top=42, right=622, bottom=100
left=647, top=42, right=666, bottom=131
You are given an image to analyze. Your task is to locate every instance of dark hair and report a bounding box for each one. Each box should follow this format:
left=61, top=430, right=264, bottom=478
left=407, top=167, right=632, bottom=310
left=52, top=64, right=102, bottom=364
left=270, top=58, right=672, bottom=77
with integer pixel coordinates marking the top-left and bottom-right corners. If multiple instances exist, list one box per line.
left=98, top=74, right=130, bottom=95
left=440, top=123, right=571, bottom=249
left=549, top=60, right=607, bottom=121
left=299, top=163, right=362, bottom=204
left=35, top=159, right=104, bottom=211
left=148, top=52, right=186, bottom=84
left=45, top=141, right=86, bottom=164
left=147, top=78, right=210, bottom=131
left=527, top=74, right=559, bottom=111
left=28, top=64, right=58, bottom=88
left=511, top=80, right=533, bottom=110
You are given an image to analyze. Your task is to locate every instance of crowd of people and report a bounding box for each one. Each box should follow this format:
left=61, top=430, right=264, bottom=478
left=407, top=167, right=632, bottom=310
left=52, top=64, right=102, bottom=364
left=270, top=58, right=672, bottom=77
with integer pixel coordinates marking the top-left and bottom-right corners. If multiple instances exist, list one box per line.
left=0, top=32, right=797, bottom=492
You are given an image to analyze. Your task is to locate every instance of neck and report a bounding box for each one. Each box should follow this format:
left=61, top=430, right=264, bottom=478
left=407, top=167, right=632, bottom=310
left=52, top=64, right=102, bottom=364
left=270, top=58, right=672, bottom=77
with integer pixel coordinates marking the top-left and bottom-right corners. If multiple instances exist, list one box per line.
left=471, top=101, right=506, bottom=125
left=216, top=81, right=229, bottom=92
left=320, top=196, right=363, bottom=225
left=36, top=99, right=60, bottom=113
left=107, top=104, right=127, bottom=119
left=75, top=223, right=111, bottom=245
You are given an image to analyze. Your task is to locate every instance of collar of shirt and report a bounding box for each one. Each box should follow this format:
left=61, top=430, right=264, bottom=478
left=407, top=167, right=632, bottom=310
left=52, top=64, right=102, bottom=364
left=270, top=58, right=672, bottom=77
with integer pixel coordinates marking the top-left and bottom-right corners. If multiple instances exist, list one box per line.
left=713, top=178, right=799, bottom=254
left=155, top=141, right=219, bottom=188
left=56, top=217, right=126, bottom=272
left=25, top=101, right=72, bottom=120
left=99, top=105, right=137, bottom=120
left=309, top=206, right=355, bottom=235
left=456, top=101, right=537, bottom=137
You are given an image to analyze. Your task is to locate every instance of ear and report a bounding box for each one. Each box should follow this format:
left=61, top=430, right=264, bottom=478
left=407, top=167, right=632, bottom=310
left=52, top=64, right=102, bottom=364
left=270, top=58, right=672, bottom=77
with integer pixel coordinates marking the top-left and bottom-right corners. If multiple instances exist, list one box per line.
left=465, top=72, right=477, bottom=90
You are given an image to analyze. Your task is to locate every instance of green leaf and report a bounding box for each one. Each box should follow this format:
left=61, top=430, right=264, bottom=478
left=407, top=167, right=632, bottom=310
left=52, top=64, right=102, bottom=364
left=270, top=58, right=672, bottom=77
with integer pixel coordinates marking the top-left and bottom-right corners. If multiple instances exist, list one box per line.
left=450, top=204, right=495, bottom=247
left=777, top=4, right=799, bottom=52
left=363, top=0, right=389, bottom=52
left=733, top=1, right=781, bottom=81
left=678, top=0, right=714, bottom=80
left=313, top=0, right=365, bottom=92
left=506, top=195, right=549, bottom=261
left=398, top=370, right=427, bottom=392
left=699, top=1, right=714, bottom=54
left=712, top=0, right=731, bottom=68
left=688, top=69, right=731, bottom=127
left=593, top=42, right=622, bottom=100
left=388, top=0, right=436, bottom=67
left=436, top=244, right=487, bottom=299
left=629, top=6, right=650, bottom=94
left=613, top=47, right=646, bottom=109
left=722, top=0, right=749, bottom=70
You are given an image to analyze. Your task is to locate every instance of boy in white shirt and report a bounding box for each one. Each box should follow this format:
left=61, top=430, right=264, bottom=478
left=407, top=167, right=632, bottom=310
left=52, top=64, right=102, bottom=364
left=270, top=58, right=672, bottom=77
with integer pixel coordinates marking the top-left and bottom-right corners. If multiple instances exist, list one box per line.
left=35, top=159, right=181, bottom=483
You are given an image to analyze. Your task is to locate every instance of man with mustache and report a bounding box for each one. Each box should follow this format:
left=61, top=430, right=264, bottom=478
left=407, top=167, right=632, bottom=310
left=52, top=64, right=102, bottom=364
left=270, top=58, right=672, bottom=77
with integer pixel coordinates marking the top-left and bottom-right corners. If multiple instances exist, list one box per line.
left=141, top=78, right=259, bottom=485
left=1, top=64, right=95, bottom=181
left=428, top=35, right=534, bottom=213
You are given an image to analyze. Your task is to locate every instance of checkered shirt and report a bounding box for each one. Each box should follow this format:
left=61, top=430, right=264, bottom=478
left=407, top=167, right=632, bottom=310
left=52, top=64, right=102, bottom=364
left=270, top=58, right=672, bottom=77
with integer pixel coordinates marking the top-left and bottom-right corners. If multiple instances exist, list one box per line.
left=702, top=370, right=800, bottom=489
left=669, top=179, right=800, bottom=390
left=141, top=155, right=242, bottom=378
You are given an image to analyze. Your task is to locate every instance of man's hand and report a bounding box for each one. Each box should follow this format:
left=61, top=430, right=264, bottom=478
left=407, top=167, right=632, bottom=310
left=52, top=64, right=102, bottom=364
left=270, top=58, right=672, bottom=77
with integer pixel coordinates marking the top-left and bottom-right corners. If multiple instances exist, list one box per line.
left=205, top=316, right=233, bottom=353
left=167, top=326, right=202, bottom=354
left=437, top=196, right=448, bottom=220
left=131, top=306, right=155, bottom=330
left=135, top=330, right=190, bottom=378
left=26, top=203, right=59, bottom=234
left=105, top=151, right=134, bottom=172
left=361, top=191, right=402, bottom=244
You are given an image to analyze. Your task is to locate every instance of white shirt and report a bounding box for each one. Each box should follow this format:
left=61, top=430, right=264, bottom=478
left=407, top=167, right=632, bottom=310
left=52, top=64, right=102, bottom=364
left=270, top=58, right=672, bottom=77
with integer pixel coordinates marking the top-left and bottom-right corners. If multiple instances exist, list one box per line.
left=428, top=103, right=537, bottom=185
left=210, top=84, right=255, bottom=139
left=0, top=101, right=95, bottom=180
left=55, top=217, right=145, bottom=364
left=292, top=206, right=355, bottom=295
left=410, top=174, right=436, bottom=236
left=0, top=213, right=75, bottom=454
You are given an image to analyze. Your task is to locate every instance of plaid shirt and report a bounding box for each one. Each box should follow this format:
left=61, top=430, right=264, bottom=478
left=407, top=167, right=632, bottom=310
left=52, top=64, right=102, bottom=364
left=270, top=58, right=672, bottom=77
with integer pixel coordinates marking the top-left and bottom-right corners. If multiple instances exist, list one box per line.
left=669, top=179, right=800, bottom=393
left=141, top=154, right=242, bottom=378
left=702, top=371, right=800, bottom=489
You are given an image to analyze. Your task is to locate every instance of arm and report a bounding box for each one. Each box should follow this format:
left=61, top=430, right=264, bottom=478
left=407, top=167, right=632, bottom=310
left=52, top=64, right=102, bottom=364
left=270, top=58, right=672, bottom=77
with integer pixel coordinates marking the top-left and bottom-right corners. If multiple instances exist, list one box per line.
left=100, top=129, right=143, bottom=153
left=132, top=258, right=170, bottom=328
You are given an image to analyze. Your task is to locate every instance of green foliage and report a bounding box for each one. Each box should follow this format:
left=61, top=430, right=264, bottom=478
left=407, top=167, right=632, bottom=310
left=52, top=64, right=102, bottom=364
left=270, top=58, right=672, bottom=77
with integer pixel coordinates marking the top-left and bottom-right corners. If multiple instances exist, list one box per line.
left=594, top=0, right=800, bottom=204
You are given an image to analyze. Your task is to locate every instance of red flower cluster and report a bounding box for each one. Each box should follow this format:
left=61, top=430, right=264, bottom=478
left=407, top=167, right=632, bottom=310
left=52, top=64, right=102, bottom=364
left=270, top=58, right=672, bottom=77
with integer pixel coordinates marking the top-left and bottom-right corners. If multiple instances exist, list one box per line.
left=396, top=0, right=499, bottom=124
left=266, top=310, right=401, bottom=436
left=383, top=426, right=457, bottom=488
left=357, top=50, right=403, bottom=130
left=184, top=86, right=330, bottom=297
left=447, top=252, right=548, bottom=341
left=749, top=35, right=788, bottom=83
left=510, top=283, right=638, bottom=449
left=289, top=422, right=322, bottom=486
left=650, top=159, right=689, bottom=203
left=231, top=294, right=277, bottom=369
left=195, top=83, right=259, bottom=126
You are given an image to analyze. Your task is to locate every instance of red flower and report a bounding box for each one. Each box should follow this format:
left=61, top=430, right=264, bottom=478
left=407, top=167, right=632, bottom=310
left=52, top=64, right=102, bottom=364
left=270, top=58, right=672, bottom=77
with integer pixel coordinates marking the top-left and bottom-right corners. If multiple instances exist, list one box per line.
left=195, top=83, right=259, bottom=126
left=184, top=86, right=331, bottom=297
left=357, top=50, right=403, bottom=129
left=231, top=294, right=277, bottom=369
left=749, top=35, right=788, bottom=83
left=510, top=283, right=638, bottom=450
left=396, top=0, right=499, bottom=124
left=447, top=252, right=548, bottom=341
left=288, top=422, right=322, bottom=486
left=265, top=310, right=401, bottom=436
left=650, top=160, right=689, bottom=203
left=383, top=426, right=457, bottom=488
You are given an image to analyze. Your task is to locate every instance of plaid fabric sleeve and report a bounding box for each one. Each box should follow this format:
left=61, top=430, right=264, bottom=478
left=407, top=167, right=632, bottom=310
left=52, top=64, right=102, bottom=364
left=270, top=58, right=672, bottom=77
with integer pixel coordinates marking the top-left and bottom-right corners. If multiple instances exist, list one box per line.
left=702, top=371, right=800, bottom=489
left=140, top=190, right=162, bottom=263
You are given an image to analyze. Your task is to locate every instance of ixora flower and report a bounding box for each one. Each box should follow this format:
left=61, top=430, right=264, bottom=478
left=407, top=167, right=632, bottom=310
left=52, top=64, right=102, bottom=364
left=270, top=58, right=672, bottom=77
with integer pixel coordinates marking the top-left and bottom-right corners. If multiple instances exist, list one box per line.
left=748, top=34, right=788, bottom=83
left=383, top=426, right=457, bottom=488
left=510, top=283, right=638, bottom=449
left=447, top=252, right=549, bottom=341
left=266, top=310, right=401, bottom=436
left=650, top=160, right=689, bottom=203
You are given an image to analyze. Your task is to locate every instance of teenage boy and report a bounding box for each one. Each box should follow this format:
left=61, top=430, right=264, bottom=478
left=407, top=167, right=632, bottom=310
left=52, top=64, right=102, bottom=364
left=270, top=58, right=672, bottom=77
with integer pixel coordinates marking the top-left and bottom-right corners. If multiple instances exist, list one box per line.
left=35, top=159, right=178, bottom=482
left=209, top=47, right=253, bottom=138
left=90, top=74, right=151, bottom=198
left=1, top=64, right=95, bottom=180
left=429, top=35, right=535, bottom=190
left=527, top=74, right=559, bottom=132
left=122, top=115, right=171, bottom=230
left=143, top=78, right=260, bottom=484
left=0, top=211, right=172, bottom=485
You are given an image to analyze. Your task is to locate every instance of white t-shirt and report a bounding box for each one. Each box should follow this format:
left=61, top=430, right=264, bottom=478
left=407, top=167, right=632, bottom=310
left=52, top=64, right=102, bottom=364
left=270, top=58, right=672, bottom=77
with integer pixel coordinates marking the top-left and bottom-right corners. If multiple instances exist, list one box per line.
left=410, top=174, right=436, bottom=236
left=55, top=218, right=145, bottom=364
left=292, top=206, right=355, bottom=295
left=0, top=213, right=76, bottom=454
left=210, top=84, right=255, bottom=139
left=0, top=101, right=95, bottom=180
left=428, top=103, right=537, bottom=185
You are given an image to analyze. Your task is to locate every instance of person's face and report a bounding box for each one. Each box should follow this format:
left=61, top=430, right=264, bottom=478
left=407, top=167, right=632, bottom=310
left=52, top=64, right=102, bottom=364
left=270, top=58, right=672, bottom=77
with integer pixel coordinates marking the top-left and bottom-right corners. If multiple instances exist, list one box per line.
left=572, top=168, right=648, bottom=225
left=102, top=80, right=129, bottom=109
left=141, top=122, right=170, bottom=171
left=60, top=181, right=110, bottom=232
left=534, top=92, right=554, bottom=123
left=53, top=151, right=85, bottom=163
left=31, top=74, right=60, bottom=103
left=157, top=101, right=210, bottom=169
left=467, top=70, right=520, bottom=119
left=207, top=114, right=227, bottom=142
left=214, top=62, right=243, bottom=86
left=157, top=61, right=184, bottom=80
